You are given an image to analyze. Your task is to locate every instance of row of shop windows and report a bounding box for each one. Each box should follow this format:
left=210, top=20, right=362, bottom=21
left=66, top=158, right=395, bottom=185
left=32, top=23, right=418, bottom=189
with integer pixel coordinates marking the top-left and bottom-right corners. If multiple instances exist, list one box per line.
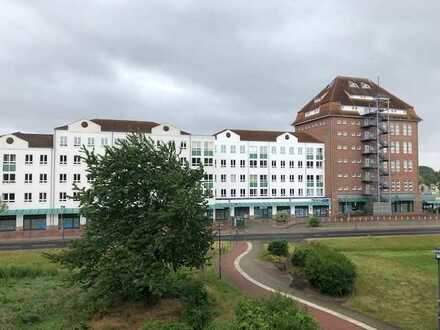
left=0, top=214, right=80, bottom=232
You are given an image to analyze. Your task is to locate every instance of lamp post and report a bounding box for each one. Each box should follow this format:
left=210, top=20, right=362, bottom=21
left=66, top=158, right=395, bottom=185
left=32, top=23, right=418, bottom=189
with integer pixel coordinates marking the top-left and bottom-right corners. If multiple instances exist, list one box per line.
left=60, top=205, right=65, bottom=241
left=435, top=247, right=440, bottom=330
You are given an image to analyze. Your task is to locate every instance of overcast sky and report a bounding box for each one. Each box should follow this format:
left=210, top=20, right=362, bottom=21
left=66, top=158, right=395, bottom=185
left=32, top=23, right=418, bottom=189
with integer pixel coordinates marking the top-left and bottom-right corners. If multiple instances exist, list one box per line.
left=1, top=1, right=439, bottom=168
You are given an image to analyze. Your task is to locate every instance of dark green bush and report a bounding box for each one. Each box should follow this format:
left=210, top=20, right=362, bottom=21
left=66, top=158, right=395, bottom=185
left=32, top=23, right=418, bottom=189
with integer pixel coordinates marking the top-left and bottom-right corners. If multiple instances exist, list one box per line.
left=308, top=216, right=320, bottom=227
left=291, top=245, right=314, bottom=267
left=267, top=240, right=289, bottom=257
left=234, top=294, right=318, bottom=330
left=304, top=245, right=356, bottom=296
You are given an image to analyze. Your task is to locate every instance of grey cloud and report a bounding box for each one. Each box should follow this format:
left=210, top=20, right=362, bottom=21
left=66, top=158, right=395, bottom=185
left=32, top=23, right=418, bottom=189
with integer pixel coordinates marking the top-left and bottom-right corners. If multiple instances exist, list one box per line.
left=1, top=0, right=439, bottom=167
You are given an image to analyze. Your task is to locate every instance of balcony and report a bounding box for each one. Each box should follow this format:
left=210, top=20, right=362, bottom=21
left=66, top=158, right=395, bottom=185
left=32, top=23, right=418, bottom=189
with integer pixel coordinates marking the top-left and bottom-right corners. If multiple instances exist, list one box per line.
left=361, top=133, right=377, bottom=142
left=362, top=160, right=377, bottom=169
left=361, top=119, right=376, bottom=128
left=361, top=174, right=377, bottom=183
left=380, top=168, right=390, bottom=176
left=362, top=146, right=377, bottom=155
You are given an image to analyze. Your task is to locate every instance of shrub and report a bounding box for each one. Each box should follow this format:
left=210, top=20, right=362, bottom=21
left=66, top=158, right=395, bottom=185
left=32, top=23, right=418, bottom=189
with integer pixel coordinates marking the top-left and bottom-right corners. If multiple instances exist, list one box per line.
left=291, top=245, right=314, bottom=267
left=234, top=295, right=318, bottom=330
left=304, top=246, right=356, bottom=296
left=308, top=216, right=320, bottom=227
left=267, top=240, right=289, bottom=257
left=274, top=212, right=289, bottom=223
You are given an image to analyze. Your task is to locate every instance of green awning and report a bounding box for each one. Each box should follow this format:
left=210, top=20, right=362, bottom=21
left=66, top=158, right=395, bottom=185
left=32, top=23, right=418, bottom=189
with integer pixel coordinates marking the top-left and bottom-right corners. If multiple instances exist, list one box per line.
left=209, top=199, right=330, bottom=209
left=338, top=195, right=370, bottom=203
left=390, top=194, right=415, bottom=202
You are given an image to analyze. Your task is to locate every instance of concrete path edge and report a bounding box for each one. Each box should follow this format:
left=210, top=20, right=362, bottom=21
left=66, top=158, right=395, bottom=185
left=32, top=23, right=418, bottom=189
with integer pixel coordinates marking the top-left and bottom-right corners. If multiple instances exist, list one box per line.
left=233, top=241, right=376, bottom=330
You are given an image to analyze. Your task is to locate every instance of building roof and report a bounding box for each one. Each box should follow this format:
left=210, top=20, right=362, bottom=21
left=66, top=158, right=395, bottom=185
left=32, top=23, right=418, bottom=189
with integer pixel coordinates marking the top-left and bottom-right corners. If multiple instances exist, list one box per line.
left=213, top=129, right=322, bottom=143
left=293, top=76, right=421, bottom=125
left=7, top=132, right=53, bottom=148
left=56, top=119, right=191, bottom=135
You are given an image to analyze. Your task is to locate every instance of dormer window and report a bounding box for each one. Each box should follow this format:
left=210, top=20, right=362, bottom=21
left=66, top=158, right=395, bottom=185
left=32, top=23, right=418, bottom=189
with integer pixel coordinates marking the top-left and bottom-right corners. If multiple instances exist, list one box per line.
left=360, top=82, right=371, bottom=89
left=348, top=80, right=359, bottom=88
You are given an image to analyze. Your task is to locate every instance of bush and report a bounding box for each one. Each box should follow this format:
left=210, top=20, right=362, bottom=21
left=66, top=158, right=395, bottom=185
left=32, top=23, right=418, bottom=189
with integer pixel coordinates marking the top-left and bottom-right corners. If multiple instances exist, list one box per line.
left=142, top=320, right=192, bottom=330
left=234, top=295, right=318, bottom=330
left=304, top=245, right=356, bottom=296
left=308, top=216, right=320, bottom=227
left=274, top=212, right=289, bottom=223
left=291, top=245, right=314, bottom=267
left=267, top=240, right=289, bottom=257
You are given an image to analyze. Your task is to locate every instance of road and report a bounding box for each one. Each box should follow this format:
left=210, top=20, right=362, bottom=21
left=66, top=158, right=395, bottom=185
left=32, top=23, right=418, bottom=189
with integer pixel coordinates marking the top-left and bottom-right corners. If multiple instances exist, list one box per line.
left=1, top=226, right=440, bottom=250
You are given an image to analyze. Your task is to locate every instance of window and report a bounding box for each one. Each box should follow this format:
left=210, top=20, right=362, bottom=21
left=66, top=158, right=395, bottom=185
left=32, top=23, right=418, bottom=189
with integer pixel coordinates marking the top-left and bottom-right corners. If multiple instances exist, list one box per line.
left=220, top=159, right=226, bottom=167
left=271, top=160, right=276, bottom=168
left=3, top=154, right=16, bottom=171
left=230, top=145, right=236, bottom=154
left=298, top=147, right=303, bottom=155
left=280, top=175, right=286, bottom=183
left=395, top=124, right=400, bottom=135
left=73, top=192, right=80, bottom=201
left=59, top=173, right=67, bottom=183
left=230, top=159, right=236, bottom=168
left=297, top=161, right=303, bottom=168
left=87, top=137, right=95, bottom=147
left=240, top=145, right=246, bottom=154
left=271, top=175, right=276, bottom=182
left=58, top=214, right=80, bottom=229
left=240, top=189, right=246, bottom=197
left=316, top=161, right=323, bottom=169
left=24, top=173, right=32, bottom=184
left=39, top=173, right=48, bottom=183
left=59, top=155, right=67, bottom=165
left=60, top=136, right=68, bottom=146
left=271, top=146, right=277, bottom=154
left=73, top=174, right=81, bottom=184
left=40, top=154, right=48, bottom=165
left=240, top=174, right=246, bottom=182
left=230, top=189, right=236, bottom=197
left=192, top=142, right=202, bottom=156
left=0, top=216, right=16, bottom=232
left=298, top=175, right=303, bottom=183
left=59, top=192, right=67, bottom=202
left=289, top=175, right=295, bottom=182
left=289, top=161, right=294, bottom=168
left=220, top=174, right=226, bottom=183
left=306, top=147, right=314, bottom=160
left=298, top=188, right=303, bottom=196
left=87, top=174, right=93, bottom=184
left=280, top=189, right=286, bottom=197
left=259, top=146, right=268, bottom=159
left=231, top=174, right=236, bottom=183
left=25, top=154, right=33, bottom=165
left=203, top=158, right=213, bottom=167
left=23, top=215, right=46, bottom=231
left=73, top=155, right=81, bottom=165
left=408, top=142, right=412, bottom=154
left=2, top=193, right=15, bottom=203
left=74, top=136, right=81, bottom=147
left=39, top=192, right=47, bottom=202
left=221, top=189, right=227, bottom=198
left=272, top=189, right=277, bottom=196
left=250, top=160, right=257, bottom=168
left=24, top=193, right=32, bottom=203
left=249, top=146, right=257, bottom=159
left=240, top=160, right=246, bottom=168
left=249, top=175, right=258, bottom=188
left=260, top=175, right=268, bottom=187
left=280, top=147, right=286, bottom=155
left=191, top=158, right=201, bottom=167
left=289, top=147, right=294, bottom=155
left=101, top=137, right=109, bottom=146
left=306, top=161, right=314, bottom=169
left=290, top=189, right=295, bottom=196
left=250, top=189, right=257, bottom=197
left=2, top=173, right=16, bottom=183
left=260, top=189, right=267, bottom=196
left=259, top=160, right=267, bottom=168
left=220, top=145, right=226, bottom=153
left=280, top=161, right=286, bottom=168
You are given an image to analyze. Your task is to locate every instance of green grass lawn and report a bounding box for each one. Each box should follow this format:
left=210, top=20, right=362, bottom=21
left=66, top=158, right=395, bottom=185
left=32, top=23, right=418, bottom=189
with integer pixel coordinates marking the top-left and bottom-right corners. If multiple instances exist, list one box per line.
left=316, top=235, right=440, bottom=330
left=0, top=248, right=245, bottom=330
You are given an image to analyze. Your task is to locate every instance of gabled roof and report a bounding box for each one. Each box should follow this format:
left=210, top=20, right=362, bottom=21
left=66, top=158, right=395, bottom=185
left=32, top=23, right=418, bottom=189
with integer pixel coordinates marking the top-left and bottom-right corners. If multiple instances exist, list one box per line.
left=213, top=129, right=322, bottom=143
left=2, top=132, right=54, bottom=148
left=293, top=76, right=421, bottom=125
left=55, top=119, right=191, bottom=135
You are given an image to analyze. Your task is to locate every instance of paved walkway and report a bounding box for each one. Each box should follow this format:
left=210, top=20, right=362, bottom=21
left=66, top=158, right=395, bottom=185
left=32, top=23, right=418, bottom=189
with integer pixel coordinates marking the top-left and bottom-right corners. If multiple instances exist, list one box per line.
left=221, top=241, right=397, bottom=330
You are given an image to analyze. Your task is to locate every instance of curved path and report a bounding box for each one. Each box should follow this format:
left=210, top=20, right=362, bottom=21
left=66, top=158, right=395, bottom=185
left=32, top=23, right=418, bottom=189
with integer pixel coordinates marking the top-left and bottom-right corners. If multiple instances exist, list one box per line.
left=221, top=241, right=397, bottom=330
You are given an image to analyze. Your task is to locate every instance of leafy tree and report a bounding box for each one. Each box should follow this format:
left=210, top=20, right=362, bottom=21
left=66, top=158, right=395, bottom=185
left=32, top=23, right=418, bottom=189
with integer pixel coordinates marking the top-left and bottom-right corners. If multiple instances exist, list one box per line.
left=267, top=240, right=289, bottom=257
left=419, top=166, right=439, bottom=186
left=47, top=134, right=213, bottom=304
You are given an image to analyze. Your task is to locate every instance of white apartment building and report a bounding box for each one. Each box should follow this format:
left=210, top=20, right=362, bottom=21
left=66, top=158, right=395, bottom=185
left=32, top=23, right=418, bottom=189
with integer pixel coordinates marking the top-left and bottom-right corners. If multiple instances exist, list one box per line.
left=0, top=119, right=328, bottom=238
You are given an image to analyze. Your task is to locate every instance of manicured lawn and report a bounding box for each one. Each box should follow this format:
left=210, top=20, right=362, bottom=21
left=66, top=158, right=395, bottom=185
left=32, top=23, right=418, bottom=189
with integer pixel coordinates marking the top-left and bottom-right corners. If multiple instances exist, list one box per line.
left=316, top=235, right=440, bottom=330
left=0, top=248, right=245, bottom=329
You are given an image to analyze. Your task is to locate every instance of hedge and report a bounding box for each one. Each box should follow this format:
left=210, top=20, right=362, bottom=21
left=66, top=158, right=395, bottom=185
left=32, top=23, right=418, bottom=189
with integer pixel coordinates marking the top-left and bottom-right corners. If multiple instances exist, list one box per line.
left=268, top=240, right=289, bottom=257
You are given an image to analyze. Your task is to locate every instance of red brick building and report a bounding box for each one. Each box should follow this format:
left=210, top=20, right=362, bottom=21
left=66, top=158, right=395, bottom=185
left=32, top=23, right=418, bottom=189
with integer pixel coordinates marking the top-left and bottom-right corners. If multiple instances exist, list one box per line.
left=293, top=76, right=421, bottom=215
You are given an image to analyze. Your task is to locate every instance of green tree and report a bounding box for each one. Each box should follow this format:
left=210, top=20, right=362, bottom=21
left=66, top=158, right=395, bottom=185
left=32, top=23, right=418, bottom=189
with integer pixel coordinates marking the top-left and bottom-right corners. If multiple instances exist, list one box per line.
left=0, top=199, right=7, bottom=214
left=48, top=134, right=213, bottom=303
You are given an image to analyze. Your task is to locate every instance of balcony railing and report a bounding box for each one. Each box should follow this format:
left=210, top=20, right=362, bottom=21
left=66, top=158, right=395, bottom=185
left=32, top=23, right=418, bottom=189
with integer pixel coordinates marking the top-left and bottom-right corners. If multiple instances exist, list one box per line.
left=361, top=133, right=377, bottom=142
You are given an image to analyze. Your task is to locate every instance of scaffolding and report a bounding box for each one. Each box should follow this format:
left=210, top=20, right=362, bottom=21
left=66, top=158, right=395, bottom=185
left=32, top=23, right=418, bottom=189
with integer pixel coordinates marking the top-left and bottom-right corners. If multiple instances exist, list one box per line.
left=360, top=96, right=392, bottom=213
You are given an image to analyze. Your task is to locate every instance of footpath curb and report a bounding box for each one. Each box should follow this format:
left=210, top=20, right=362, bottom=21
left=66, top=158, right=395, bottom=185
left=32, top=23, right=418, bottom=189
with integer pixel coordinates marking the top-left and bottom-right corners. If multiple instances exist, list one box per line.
left=234, top=242, right=376, bottom=330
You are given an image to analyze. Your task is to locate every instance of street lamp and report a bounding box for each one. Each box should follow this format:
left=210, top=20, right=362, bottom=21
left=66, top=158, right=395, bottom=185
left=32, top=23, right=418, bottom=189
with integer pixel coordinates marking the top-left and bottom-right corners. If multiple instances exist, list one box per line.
left=60, top=205, right=65, bottom=241
left=435, top=247, right=440, bottom=330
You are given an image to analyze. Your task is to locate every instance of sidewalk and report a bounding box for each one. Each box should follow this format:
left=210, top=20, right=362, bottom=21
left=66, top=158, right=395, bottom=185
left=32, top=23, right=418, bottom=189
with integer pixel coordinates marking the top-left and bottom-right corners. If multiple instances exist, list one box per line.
left=221, top=241, right=398, bottom=330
